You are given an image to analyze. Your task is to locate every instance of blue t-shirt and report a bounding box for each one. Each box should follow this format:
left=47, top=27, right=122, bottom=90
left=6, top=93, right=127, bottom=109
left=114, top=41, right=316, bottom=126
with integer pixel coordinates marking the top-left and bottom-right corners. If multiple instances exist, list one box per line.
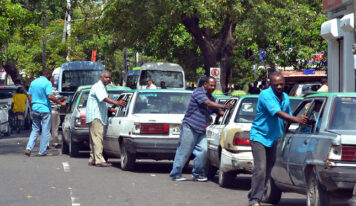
left=28, top=76, right=53, bottom=113
left=250, top=87, right=292, bottom=147
left=183, top=87, right=219, bottom=134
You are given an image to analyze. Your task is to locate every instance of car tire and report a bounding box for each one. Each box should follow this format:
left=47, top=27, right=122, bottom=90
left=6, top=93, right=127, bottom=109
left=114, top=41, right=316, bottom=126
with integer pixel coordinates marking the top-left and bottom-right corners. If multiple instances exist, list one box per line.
left=120, top=142, right=135, bottom=171
left=25, top=113, right=31, bottom=130
left=69, top=134, right=80, bottom=157
left=262, top=178, right=282, bottom=204
left=4, top=123, right=11, bottom=137
left=206, top=163, right=218, bottom=179
left=218, top=169, right=236, bottom=188
left=61, top=130, right=69, bottom=154
left=307, top=171, right=330, bottom=206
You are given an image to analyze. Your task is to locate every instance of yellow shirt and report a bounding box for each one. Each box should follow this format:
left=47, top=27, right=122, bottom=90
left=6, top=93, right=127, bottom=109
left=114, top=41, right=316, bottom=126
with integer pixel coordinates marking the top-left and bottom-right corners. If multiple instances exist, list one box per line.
left=12, top=93, right=27, bottom=113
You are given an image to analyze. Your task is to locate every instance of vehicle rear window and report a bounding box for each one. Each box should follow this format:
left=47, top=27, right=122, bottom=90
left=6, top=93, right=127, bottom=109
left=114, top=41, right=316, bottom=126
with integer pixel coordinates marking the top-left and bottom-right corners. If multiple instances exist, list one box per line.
left=234, top=98, right=258, bottom=123
left=0, top=88, right=17, bottom=99
left=62, top=70, right=102, bottom=92
left=329, top=97, right=356, bottom=130
left=133, top=92, right=191, bottom=114
left=139, top=70, right=184, bottom=88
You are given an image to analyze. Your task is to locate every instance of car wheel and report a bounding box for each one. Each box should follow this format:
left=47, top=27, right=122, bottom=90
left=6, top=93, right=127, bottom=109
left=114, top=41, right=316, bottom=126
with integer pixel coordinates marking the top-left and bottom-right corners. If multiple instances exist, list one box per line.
left=218, top=169, right=236, bottom=188
left=4, top=123, right=11, bottom=136
left=307, top=171, right=330, bottom=206
left=206, top=162, right=218, bottom=179
left=120, top=142, right=135, bottom=171
left=25, top=113, right=31, bottom=130
left=69, top=134, right=80, bottom=157
left=61, top=131, right=69, bottom=154
left=262, top=178, right=282, bottom=204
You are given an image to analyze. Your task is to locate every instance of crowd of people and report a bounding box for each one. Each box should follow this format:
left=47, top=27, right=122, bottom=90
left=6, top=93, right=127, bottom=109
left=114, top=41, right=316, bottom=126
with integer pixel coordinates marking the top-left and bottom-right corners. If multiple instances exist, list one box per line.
left=20, top=69, right=317, bottom=206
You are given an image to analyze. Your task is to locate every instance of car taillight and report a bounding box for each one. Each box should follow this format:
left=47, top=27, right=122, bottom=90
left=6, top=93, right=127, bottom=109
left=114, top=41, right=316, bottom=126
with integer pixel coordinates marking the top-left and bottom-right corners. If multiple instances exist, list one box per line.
left=233, top=132, right=251, bottom=146
left=341, top=145, right=356, bottom=162
left=140, top=123, right=169, bottom=134
left=74, top=113, right=87, bottom=127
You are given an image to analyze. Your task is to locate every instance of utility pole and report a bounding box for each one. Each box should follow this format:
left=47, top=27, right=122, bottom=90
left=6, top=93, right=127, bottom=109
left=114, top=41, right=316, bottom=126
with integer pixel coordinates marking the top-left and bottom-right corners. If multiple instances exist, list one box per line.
left=63, top=0, right=71, bottom=61
left=42, top=5, right=47, bottom=70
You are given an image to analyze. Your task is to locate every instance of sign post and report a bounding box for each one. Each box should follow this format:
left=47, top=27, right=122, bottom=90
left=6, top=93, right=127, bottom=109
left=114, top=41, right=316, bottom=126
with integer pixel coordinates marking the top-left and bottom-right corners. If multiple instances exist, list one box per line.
left=210, top=67, right=222, bottom=92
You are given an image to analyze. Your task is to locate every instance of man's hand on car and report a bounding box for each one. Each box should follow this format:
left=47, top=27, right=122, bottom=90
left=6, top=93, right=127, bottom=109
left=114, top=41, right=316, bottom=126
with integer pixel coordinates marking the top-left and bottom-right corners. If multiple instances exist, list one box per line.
left=116, top=99, right=126, bottom=107
left=224, top=102, right=233, bottom=110
left=297, top=114, right=309, bottom=125
left=60, top=102, right=66, bottom=107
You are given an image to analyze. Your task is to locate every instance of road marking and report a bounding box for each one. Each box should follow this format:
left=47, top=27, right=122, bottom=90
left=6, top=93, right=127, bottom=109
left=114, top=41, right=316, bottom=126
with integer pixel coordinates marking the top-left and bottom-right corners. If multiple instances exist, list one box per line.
left=70, top=190, right=81, bottom=206
left=62, top=162, right=70, bottom=172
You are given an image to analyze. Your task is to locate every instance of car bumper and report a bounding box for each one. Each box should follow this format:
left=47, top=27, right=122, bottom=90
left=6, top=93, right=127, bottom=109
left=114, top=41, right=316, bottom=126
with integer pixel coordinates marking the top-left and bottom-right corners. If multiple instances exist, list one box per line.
left=319, top=166, right=356, bottom=191
left=220, top=148, right=254, bottom=173
left=70, top=128, right=89, bottom=142
left=123, top=137, right=179, bottom=154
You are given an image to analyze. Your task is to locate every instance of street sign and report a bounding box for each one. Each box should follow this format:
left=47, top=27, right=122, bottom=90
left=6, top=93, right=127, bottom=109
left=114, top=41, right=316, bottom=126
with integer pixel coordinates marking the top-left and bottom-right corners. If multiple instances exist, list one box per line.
left=210, top=67, right=222, bottom=91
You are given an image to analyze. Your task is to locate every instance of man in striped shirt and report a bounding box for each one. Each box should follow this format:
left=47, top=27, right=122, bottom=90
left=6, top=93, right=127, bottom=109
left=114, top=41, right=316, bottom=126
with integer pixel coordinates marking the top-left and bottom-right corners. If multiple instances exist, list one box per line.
left=86, top=70, right=126, bottom=167
left=170, top=76, right=233, bottom=181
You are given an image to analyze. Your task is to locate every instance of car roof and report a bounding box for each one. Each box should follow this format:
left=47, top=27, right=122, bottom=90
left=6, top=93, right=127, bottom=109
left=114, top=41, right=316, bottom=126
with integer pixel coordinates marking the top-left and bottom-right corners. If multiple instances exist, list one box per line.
left=78, top=85, right=131, bottom=93
left=128, top=89, right=192, bottom=93
left=306, top=92, right=356, bottom=98
left=289, top=96, right=304, bottom=100
left=237, top=94, right=259, bottom=98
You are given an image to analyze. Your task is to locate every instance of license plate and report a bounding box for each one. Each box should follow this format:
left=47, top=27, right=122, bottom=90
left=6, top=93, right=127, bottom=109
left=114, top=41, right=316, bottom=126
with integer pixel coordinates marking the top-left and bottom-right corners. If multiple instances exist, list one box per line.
left=171, top=124, right=181, bottom=135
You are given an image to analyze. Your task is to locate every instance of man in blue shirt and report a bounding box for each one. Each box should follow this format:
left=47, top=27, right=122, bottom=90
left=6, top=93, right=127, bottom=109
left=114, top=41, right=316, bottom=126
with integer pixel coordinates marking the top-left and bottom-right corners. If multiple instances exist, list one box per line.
left=248, top=71, right=308, bottom=206
left=25, top=69, right=66, bottom=157
left=170, top=76, right=233, bottom=182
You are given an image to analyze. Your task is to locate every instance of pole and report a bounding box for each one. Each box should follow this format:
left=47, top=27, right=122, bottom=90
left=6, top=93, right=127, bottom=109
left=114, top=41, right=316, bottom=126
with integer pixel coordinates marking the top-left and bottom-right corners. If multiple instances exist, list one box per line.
left=42, top=5, right=47, bottom=70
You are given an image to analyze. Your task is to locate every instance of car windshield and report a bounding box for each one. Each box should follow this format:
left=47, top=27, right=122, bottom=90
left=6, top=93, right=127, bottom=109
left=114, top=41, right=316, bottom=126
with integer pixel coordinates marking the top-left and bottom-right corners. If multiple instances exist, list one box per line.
left=0, top=88, right=17, bottom=99
left=133, top=92, right=191, bottom=114
left=78, top=90, right=125, bottom=108
left=62, top=70, right=102, bottom=92
left=290, top=98, right=302, bottom=112
left=234, top=97, right=258, bottom=123
left=329, top=97, right=356, bottom=130
left=139, top=70, right=184, bottom=88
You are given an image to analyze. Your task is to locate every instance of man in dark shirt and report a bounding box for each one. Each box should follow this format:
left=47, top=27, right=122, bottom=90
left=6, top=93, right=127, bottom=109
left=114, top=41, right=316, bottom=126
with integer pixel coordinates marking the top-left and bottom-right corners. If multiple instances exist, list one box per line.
left=169, top=76, right=233, bottom=181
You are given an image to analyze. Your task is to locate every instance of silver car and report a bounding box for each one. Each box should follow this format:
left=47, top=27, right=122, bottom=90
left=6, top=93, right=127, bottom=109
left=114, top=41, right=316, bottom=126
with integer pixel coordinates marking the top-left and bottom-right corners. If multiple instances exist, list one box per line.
left=61, top=85, right=130, bottom=157
left=263, top=93, right=356, bottom=206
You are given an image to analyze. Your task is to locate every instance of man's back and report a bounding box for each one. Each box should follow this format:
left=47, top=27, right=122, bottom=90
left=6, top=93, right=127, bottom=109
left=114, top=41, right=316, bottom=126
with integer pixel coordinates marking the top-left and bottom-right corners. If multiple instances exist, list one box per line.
left=29, top=76, right=52, bottom=113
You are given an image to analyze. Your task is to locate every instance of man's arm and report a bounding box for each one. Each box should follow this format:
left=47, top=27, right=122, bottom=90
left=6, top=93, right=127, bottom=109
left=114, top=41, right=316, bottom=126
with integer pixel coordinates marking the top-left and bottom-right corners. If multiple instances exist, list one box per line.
left=48, top=95, right=66, bottom=107
left=104, top=97, right=126, bottom=107
left=275, top=110, right=308, bottom=124
left=203, top=99, right=233, bottom=110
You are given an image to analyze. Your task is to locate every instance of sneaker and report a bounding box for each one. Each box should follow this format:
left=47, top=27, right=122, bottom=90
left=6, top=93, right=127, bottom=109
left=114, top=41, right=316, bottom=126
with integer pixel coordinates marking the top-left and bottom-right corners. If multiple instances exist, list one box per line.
left=25, top=149, right=31, bottom=157
left=192, top=175, right=208, bottom=182
left=172, top=176, right=187, bottom=181
left=249, top=203, right=260, bottom=206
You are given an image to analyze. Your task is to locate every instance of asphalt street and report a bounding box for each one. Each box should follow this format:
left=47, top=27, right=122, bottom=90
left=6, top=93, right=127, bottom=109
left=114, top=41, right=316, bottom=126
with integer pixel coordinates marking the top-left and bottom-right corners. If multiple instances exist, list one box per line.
left=0, top=130, right=320, bottom=206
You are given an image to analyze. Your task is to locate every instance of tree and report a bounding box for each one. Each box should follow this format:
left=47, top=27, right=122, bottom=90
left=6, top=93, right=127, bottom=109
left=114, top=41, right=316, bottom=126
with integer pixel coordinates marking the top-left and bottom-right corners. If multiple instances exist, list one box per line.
left=102, top=0, right=327, bottom=91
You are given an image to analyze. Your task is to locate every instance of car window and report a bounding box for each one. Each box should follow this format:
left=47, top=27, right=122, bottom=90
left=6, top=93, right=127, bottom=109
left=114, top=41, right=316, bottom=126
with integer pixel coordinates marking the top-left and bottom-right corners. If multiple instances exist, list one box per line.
left=0, top=88, right=17, bottom=99
left=329, top=97, right=356, bottom=130
left=289, top=98, right=302, bottom=112
left=234, top=98, right=258, bottom=123
left=116, top=94, right=133, bottom=117
left=297, top=99, right=325, bottom=134
left=221, top=99, right=237, bottom=125
left=287, top=99, right=312, bottom=133
left=133, top=92, right=191, bottom=114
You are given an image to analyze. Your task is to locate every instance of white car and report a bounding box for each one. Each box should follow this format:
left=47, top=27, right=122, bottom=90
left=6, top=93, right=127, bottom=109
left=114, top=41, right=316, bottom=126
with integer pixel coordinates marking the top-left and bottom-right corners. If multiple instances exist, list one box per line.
left=103, top=89, right=192, bottom=171
left=207, top=95, right=259, bottom=187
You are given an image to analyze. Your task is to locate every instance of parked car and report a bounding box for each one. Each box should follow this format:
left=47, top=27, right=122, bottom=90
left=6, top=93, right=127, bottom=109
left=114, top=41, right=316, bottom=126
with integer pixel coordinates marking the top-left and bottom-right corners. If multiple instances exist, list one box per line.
left=61, top=85, right=130, bottom=157
left=0, top=85, right=31, bottom=130
left=206, top=95, right=258, bottom=187
left=0, top=105, right=10, bottom=136
left=263, top=92, right=356, bottom=206
left=289, top=82, right=321, bottom=97
left=103, top=89, right=192, bottom=171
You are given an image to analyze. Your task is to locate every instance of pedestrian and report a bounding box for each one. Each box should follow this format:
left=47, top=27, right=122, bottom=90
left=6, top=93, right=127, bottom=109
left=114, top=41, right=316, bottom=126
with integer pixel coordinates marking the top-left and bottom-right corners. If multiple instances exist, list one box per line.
left=11, top=87, right=27, bottom=131
left=169, top=76, right=233, bottom=181
left=317, top=78, right=328, bottom=92
left=25, top=69, right=66, bottom=157
left=50, top=76, right=67, bottom=148
left=86, top=70, right=126, bottom=167
left=248, top=71, right=309, bottom=206
left=146, top=79, right=157, bottom=89
left=248, top=81, right=260, bottom=94
left=160, top=81, right=167, bottom=89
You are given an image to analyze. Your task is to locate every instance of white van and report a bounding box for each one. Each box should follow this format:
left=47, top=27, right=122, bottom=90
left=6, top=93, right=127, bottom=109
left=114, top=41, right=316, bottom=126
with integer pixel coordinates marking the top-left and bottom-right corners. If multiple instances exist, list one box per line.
left=126, top=62, right=185, bottom=89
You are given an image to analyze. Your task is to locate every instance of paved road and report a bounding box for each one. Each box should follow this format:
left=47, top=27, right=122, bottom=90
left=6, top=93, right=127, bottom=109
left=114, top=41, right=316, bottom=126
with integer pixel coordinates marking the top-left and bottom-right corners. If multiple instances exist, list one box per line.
left=0, top=130, right=317, bottom=206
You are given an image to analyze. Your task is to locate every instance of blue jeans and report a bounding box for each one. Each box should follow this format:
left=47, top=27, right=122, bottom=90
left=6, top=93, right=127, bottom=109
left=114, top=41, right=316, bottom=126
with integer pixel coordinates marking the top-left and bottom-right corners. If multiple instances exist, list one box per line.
left=26, top=111, right=51, bottom=155
left=170, top=124, right=207, bottom=178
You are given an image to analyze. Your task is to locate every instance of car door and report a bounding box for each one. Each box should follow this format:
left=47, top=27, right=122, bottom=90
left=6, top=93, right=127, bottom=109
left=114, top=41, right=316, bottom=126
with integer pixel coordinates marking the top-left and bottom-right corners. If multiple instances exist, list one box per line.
left=104, top=93, right=132, bottom=155
left=288, top=98, right=326, bottom=188
left=62, top=90, right=82, bottom=143
left=273, top=99, right=312, bottom=186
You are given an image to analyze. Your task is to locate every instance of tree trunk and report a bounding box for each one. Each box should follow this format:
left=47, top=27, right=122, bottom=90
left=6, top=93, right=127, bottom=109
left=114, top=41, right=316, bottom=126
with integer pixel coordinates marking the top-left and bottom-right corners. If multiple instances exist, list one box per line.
left=3, top=61, right=23, bottom=85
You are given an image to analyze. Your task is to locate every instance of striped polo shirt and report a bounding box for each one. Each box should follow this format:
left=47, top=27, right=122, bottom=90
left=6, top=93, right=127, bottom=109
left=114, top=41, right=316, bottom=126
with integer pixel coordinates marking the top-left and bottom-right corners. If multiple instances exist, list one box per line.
left=182, top=87, right=219, bottom=134
left=86, top=80, right=109, bottom=125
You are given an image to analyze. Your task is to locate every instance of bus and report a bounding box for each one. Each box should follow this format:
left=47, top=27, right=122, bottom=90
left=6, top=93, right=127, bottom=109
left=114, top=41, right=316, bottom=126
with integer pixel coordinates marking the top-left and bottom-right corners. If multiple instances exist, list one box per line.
left=126, top=62, right=185, bottom=89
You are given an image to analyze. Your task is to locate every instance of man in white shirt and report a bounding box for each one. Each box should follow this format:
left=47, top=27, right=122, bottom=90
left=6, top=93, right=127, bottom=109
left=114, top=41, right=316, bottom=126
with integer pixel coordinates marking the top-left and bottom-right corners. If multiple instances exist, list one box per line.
left=317, top=78, right=328, bottom=92
left=146, top=79, right=157, bottom=89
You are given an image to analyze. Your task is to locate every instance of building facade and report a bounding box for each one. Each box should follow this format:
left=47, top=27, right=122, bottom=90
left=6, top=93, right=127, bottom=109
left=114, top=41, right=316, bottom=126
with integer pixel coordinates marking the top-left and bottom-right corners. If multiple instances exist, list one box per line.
left=321, top=0, right=355, bottom=92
